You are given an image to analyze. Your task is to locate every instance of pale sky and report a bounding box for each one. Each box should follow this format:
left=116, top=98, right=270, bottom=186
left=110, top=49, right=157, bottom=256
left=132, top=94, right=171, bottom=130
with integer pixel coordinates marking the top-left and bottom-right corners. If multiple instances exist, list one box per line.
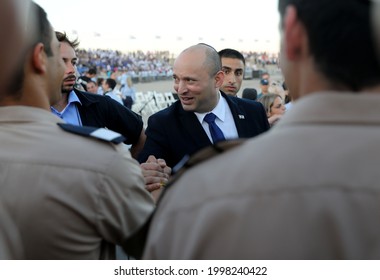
left=34, top=0, right=281, bottom=56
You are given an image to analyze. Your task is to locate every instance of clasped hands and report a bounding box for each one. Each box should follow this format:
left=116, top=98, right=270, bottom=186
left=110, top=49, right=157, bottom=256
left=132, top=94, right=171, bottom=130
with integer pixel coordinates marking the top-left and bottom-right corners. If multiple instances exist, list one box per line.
left=140, top=155, right=171, bottom=193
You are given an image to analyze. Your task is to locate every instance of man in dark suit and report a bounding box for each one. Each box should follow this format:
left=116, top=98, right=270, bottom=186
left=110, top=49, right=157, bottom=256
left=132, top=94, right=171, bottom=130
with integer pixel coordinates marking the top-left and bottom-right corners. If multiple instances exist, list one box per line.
left=138, top=44, right=269, bottom=170
left=51, top=32, right=146, bottom=159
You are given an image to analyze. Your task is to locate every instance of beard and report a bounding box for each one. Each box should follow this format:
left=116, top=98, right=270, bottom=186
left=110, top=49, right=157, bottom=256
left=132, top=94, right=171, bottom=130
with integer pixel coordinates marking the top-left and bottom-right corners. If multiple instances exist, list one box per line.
left=61, top=84, right=73, bottom=94
left=61, top=74, right=76, bottom=93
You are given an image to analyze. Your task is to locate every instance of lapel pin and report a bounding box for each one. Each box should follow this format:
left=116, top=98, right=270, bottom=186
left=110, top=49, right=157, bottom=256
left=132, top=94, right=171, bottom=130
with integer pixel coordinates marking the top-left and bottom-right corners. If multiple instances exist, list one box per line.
left=238, top=115, right=245, bottom=119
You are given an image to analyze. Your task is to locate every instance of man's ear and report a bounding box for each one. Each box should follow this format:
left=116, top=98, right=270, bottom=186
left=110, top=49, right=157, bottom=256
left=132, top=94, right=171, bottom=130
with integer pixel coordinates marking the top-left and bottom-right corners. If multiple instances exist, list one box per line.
left=215, top=70, right=225, bottom=88
left=31, top=43, right=47, bottom=74
left=283, top=5, right=307, bottom=61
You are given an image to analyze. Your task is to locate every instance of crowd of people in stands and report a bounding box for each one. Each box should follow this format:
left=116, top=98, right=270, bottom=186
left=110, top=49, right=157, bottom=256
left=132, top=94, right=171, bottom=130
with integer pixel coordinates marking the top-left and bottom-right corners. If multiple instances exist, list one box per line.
left=75, top=48, right=278, bottom=83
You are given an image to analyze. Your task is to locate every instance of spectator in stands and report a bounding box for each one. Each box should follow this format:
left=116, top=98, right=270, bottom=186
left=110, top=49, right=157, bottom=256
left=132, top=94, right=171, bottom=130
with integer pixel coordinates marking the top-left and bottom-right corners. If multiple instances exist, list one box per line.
left=143, top=0, right=380, bottom=260
left=78, top=67, right=97, bottom=91
left=218, top=48, right=245, bottom=97
left=258, top=93, right=285, bottom=126
left=51, top=32, right=146, bottom=159
left=86, top=80, right=99, bottom=94
left=102, top=78, right=123, bottom=104
left=282, top=81, right=293, bottom=110
left=97, top=77, right=104, bottom=95
left=257, top=78, right=270, bottom=99
left=261, top=71, right=270, bottom=81
left=120, top=76, right=136, bottom=109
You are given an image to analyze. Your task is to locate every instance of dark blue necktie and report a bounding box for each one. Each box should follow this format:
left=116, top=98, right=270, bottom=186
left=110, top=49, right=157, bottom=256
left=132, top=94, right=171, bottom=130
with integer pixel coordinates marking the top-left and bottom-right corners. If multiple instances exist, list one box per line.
left=204, top=113, right=225, bottom=143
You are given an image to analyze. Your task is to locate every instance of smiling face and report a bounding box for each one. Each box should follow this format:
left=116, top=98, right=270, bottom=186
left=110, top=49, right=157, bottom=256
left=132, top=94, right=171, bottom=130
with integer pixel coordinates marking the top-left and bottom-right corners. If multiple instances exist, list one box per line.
left=172, top=47, right=224, bottom=113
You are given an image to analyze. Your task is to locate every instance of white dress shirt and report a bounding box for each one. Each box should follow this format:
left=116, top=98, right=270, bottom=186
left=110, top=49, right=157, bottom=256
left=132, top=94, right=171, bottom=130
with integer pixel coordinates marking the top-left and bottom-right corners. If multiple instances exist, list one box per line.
left=194, top=91, right=238, bottom=143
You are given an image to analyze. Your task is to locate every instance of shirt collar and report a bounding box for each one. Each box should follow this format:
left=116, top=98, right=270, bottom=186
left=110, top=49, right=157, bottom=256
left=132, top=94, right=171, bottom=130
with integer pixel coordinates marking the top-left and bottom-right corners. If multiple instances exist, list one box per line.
left=195, top=91, right=227, bottom=123
left=68, top=90, right=82, bottom=106
left=276, top=91, right=380, bottom=128
left=0, top=106, right=64, bottom=124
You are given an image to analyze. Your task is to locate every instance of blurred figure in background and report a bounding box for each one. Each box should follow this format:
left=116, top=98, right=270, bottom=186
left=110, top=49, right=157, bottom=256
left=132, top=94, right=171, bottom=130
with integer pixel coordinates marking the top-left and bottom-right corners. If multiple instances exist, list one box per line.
left=120, top=76, right=136, bottom=109
left=258, top=93, right=286, bottom=126
left=282, top=81, right=293, bottom=110
left=102, top=78, right=123, bottom=104
left=97, top=77, right=105, bottom=95
left=241, top=88, right=258, bottom=101
left=257, top=78, right=270, bottom=99
left=261, top=71, right=270, bottom=82
left=78, top=67, right=97, bottom=91
left=86, top=80, right=99, bottom=94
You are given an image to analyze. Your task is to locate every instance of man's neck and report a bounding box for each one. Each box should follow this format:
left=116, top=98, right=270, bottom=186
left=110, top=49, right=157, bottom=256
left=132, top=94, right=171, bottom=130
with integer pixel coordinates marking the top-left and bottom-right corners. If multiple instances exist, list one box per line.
left=203, top=90, right=221, bottom=113
left=51, top=92, right=69, bottom=112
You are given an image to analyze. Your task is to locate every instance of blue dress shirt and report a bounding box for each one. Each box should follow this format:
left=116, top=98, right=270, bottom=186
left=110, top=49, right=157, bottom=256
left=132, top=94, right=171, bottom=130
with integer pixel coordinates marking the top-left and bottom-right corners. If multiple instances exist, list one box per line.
left=51, top=91, right=83, bottom=126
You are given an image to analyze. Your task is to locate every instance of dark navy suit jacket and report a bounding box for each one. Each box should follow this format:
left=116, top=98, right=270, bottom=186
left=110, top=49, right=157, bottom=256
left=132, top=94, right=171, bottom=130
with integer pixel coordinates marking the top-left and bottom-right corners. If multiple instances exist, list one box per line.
left=74, top=89, right=143, bottom=145
left=138, top=92, right=270, bottom=168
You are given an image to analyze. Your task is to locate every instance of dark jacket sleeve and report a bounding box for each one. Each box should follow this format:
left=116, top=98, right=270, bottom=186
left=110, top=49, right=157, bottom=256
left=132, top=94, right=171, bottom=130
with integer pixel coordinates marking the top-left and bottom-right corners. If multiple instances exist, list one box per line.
left=76, top=90, right=144, bottom=145
left=137, top=112, right=172, bottom=164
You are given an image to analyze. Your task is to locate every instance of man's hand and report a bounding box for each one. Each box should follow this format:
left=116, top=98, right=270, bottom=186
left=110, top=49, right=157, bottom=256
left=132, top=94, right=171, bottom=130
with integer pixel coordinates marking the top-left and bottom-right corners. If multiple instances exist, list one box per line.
left=140, top=155, right=171, bottom=192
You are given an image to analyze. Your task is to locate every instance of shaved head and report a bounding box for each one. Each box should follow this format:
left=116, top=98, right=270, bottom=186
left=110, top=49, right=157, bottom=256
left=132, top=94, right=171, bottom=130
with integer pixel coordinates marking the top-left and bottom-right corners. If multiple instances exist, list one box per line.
left=179, top=44, right=222, bottom=77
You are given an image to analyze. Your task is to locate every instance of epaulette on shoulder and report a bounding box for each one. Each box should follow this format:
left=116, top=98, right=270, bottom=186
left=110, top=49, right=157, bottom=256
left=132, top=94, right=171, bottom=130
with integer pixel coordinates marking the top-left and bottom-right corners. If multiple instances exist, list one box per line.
left=57, top=123, right=125, bottom=144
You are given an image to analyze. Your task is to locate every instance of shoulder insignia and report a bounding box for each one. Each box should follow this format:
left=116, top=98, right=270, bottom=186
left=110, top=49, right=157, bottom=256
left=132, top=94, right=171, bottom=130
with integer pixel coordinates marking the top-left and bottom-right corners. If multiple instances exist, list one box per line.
left=57, top=123, right=125, bottom=144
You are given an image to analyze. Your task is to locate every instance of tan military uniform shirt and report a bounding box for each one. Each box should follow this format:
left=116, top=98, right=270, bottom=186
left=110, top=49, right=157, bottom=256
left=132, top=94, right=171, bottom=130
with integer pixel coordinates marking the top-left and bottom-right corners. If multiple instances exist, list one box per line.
left=0, top=204, right=23, bottom=259
left=143, top=93, right=380, bottom=259
left=0, top=106, right=154, bottom=259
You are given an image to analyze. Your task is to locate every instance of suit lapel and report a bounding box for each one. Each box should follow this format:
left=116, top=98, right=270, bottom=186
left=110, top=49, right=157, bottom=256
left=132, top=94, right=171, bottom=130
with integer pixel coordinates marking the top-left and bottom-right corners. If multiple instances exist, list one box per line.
left=178, top=105, right=211, bottom=148
left=222, top=92, right=250, bottom=138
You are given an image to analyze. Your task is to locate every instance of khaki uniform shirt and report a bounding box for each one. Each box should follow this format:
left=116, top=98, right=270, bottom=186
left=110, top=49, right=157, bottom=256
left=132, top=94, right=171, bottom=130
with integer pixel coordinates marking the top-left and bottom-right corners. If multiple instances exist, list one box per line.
left=0, top=204, right=23, bottom=259
left=143, top=92, right=380, bottom=259
left=0, top=106, right=154, bottom=259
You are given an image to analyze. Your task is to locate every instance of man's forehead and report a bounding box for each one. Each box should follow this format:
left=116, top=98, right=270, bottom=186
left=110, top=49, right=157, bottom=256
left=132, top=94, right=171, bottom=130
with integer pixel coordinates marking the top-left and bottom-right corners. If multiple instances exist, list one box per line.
left=176, top=49, right=205, bottom=63
left=60, top=43, right=77, bottom=57
left=221, top=57, right=244, bottom=66
left=174, top=55, right=203, bottom=70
